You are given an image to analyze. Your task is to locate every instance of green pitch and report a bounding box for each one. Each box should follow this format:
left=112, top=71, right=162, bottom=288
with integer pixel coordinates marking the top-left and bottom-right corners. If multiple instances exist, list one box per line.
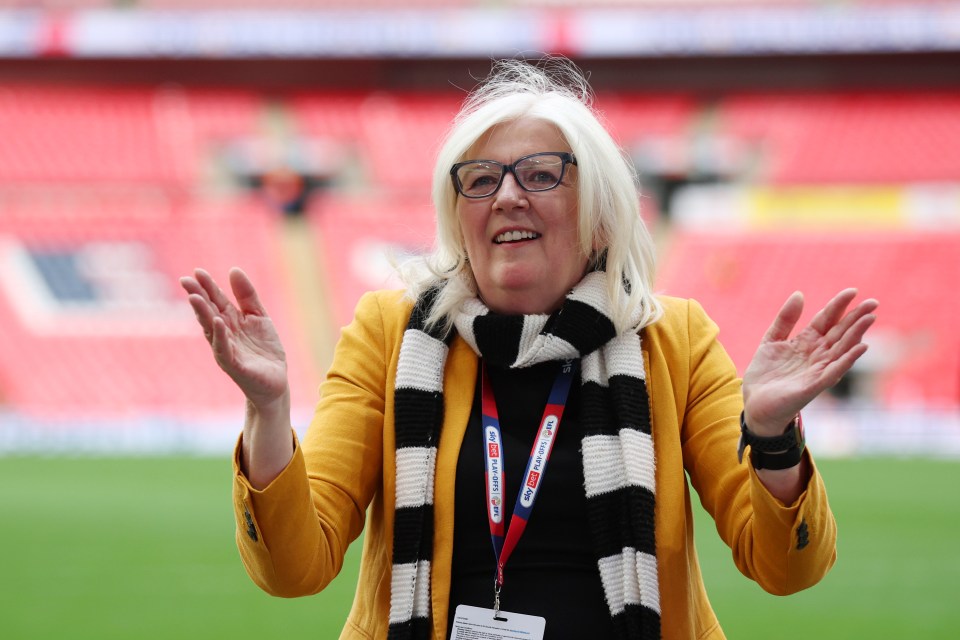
left=1, top=456, right=957, bottom=638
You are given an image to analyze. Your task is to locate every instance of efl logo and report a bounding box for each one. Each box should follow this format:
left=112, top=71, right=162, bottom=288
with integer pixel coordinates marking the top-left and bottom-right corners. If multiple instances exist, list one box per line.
left=526, top=471, right=541, bottom=489
left=488, top=442, right=500, bottom=457
left=542, top=415, right=558, bottom=435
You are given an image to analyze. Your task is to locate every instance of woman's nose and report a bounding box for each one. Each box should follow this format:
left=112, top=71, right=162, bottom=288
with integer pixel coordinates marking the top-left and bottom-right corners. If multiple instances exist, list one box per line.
left=493, top=172, right=527, bottom=208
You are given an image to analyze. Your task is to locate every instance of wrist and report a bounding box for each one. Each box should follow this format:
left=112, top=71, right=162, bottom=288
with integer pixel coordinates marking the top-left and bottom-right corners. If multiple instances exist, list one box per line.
left=738, top=411, right=805, bottom=470
left=242, top=391, right=294, bottom=490
left=246, top=387, right=291, bottom=419
left=740, top=411, right=790, bottom=438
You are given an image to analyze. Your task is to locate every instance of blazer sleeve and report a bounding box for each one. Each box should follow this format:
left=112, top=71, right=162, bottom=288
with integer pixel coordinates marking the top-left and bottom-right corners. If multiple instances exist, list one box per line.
left=679, top=298, right=838, bottom=596
left=231, top=290, right=391, bottom=597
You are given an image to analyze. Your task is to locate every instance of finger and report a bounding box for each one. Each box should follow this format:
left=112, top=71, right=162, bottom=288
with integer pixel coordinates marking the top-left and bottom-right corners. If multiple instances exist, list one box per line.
left=181, top=275, right=222, bottom=313
left=816, top=342, right=870, bottom=393
left=181, top=275, right=215, bottom=316
left=825, top=310, right=877, bottom=361
left=762, top=291, right=804, bottom=343
left=809, top=288, right=859, bottom=335
left=822, top=298, right=879, bottom=348
left=229, top=267, right=269, bottom=317
left=810, top=313, right=875, bottom=396
left=186, top=293, right=217, bottom=341
left=179, top=275, right=201, bottom=296
left=194, top=268, right=234, bottom=314
left=209, top=316, right=234, bottom=365
left=184, top=270, right=218, bottom=311
left=182, top=277, right=213, bottom=320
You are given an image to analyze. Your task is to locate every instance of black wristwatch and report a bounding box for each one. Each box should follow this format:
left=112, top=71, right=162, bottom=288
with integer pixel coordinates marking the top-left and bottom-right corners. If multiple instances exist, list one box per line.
left=737, top=411, right=805, bottom=470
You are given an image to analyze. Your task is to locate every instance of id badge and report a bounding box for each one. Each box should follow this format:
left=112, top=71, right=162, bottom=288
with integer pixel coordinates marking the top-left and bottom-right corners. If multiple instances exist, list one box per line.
left=450, top=604, right=545, bottom=640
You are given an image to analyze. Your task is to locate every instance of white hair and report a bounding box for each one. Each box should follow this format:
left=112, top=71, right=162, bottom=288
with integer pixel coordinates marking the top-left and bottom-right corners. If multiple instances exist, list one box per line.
left=399, top=57, right=662, bottom=335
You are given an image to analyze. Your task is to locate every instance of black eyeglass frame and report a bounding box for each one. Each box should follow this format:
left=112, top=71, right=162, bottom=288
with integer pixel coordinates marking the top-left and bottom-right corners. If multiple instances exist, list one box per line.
left=449, top=151, right=578, bottom=199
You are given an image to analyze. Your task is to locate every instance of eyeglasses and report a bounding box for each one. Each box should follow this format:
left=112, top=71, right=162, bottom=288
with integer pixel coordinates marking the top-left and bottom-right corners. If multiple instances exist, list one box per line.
left=450, top=151, right=577, bottom=199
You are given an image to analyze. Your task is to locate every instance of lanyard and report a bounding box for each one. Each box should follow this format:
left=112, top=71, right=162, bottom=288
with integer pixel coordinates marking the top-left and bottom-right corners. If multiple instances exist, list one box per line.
left=481, top=359, right=576, bottom=614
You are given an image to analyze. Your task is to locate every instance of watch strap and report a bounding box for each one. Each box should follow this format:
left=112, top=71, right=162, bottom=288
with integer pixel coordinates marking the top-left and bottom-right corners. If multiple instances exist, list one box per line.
left=737, top=411, right=805, bottom=470
left=749, top=445, right=806, bottom=470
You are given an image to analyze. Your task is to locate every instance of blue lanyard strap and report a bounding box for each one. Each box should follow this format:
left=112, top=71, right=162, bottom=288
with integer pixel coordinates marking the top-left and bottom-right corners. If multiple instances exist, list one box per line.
left=480, top=359, right=577, bottom=590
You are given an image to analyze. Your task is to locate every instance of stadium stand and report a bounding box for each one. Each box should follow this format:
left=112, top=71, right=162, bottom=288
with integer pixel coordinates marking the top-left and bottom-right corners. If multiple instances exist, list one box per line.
left=1, top=81, right=959, bottom=423
left=597, top=93, right=697, bottom=143
left=287, top=91, right=368, bottom=143
left=305, top=191, right=436, bottom=330
left=355, top=94, right=461, bottom=191
left=0, top=85, right=265, bottom=185
left=0, top=193, right=318, bottom=418
left=0, top=86, right=182, bottom=183
left=4, top=85, right=959, bottom=190
left=716, top=92, right=960, bottom=184
left=656, top=230, right=960, bottom=409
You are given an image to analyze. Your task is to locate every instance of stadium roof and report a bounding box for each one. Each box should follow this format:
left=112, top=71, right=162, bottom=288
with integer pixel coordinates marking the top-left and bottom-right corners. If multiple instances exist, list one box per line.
left=1, top=1, right=958, bottom=59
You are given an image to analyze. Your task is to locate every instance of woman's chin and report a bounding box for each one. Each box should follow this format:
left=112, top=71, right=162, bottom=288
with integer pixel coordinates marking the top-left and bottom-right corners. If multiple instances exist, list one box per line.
left=481, top=284, right=566, bottom=315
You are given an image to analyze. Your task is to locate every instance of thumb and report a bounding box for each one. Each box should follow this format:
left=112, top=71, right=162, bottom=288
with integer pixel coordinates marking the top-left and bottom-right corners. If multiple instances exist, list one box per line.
left=762, top=291, right=804, bottom=343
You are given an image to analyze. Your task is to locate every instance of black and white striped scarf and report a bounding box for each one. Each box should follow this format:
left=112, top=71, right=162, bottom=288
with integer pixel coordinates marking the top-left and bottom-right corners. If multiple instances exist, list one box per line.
left=389, top=270, right=660, bottom=639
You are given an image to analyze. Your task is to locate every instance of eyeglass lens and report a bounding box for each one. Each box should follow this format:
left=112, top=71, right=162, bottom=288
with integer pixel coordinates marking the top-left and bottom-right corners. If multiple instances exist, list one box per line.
left=456, top=154, right=568, bottom=198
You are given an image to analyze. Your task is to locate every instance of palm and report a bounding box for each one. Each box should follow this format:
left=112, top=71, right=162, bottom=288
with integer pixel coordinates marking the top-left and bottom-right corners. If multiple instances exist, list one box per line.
left=181, top=268, right=289, bottom=408
left=217, top=307, right=288, bottom=404
left=742, top=289, right=877, bottom=435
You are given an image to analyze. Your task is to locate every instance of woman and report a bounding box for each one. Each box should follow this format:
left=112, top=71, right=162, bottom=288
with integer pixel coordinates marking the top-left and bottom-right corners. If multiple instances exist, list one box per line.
left=181, top=59, right=877, bottom=639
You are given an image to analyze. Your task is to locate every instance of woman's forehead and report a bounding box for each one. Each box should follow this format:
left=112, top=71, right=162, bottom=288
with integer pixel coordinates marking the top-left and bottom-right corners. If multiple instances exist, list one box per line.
left=466, top=118, right=570, bottom=159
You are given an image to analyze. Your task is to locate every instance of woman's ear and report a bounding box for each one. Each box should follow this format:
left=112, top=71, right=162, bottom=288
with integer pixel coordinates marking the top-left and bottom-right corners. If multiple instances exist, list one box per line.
left=588, top=226, right=605, bottom=258
left=590, top=246, right=609, bottom=272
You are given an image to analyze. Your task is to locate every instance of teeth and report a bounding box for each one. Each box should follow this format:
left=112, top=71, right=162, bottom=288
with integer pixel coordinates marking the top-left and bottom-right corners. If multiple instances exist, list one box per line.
left=495, top=230, right=540, bottom=244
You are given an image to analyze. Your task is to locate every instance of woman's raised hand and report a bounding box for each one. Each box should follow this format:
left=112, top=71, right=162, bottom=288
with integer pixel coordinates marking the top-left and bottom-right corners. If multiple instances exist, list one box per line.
left=741, top=288, right=878, bottom=437
left=180, top=267, right=289, bottom=410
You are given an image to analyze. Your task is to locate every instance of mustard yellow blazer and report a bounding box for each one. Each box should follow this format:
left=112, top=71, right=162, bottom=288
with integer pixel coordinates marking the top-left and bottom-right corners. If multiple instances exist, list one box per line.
left=232, top=291, right=836, bottom=639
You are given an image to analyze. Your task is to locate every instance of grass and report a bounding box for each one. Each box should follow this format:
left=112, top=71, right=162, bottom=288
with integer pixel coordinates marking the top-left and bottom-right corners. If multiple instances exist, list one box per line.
left=0, top=456, right=360, bottom=639
left=695, top=458, right=960, bottom=638
left=1, top=456, right=957, bottom=638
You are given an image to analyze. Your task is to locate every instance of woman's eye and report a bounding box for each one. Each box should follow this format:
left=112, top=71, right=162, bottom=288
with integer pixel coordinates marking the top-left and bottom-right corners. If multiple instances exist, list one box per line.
left=530, top=170, right=558, bottom=183
left=520, top=169, right=559, bottom=186
left=469, top=174, right=497, bottom=188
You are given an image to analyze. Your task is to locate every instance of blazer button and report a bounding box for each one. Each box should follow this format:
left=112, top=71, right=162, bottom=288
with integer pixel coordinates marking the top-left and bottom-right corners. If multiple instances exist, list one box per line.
left=244, top=509, right=259, bottom=542
left=796, top=518, right=809, bottom=550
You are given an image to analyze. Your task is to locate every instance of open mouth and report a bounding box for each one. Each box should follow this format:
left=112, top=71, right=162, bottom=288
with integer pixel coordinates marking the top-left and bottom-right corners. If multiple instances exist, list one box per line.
left=494, top=230, right=541, bottom=244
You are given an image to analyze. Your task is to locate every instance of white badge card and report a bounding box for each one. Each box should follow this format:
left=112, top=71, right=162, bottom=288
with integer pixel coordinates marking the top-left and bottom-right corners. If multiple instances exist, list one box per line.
left=450, top=605, right=545, bottom=640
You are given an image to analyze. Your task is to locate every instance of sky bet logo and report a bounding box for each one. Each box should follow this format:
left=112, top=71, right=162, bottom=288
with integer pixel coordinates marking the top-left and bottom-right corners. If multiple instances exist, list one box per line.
left=485, top=425, right=504, bottom=523
left=526, top=471, right=541, bottom=489
left=520, top=415, right=559, bottom=507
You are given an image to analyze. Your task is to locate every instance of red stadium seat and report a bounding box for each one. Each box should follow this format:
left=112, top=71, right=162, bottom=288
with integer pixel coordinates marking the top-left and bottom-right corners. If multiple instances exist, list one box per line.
left=305, top=191, right=436, bottom=330
left=2, top=85, right=959, bottom=418
left=717, top=92, right=960, bottom=183
left=0, top=194, right=319, bottom=417
left=0, top=86, right=265, bottom=186
left=356, top=94, right=461, bottom=190
left=656, top=230, right=960, bottom=409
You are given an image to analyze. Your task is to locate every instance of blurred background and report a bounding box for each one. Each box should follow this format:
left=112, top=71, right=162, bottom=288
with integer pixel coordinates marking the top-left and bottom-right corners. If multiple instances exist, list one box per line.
left=0, top=0, right=958, bottom=638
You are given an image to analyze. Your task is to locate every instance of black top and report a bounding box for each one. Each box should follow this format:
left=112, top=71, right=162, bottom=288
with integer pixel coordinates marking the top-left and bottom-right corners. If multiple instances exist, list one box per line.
left=446, top=360, right=614, bottom=637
